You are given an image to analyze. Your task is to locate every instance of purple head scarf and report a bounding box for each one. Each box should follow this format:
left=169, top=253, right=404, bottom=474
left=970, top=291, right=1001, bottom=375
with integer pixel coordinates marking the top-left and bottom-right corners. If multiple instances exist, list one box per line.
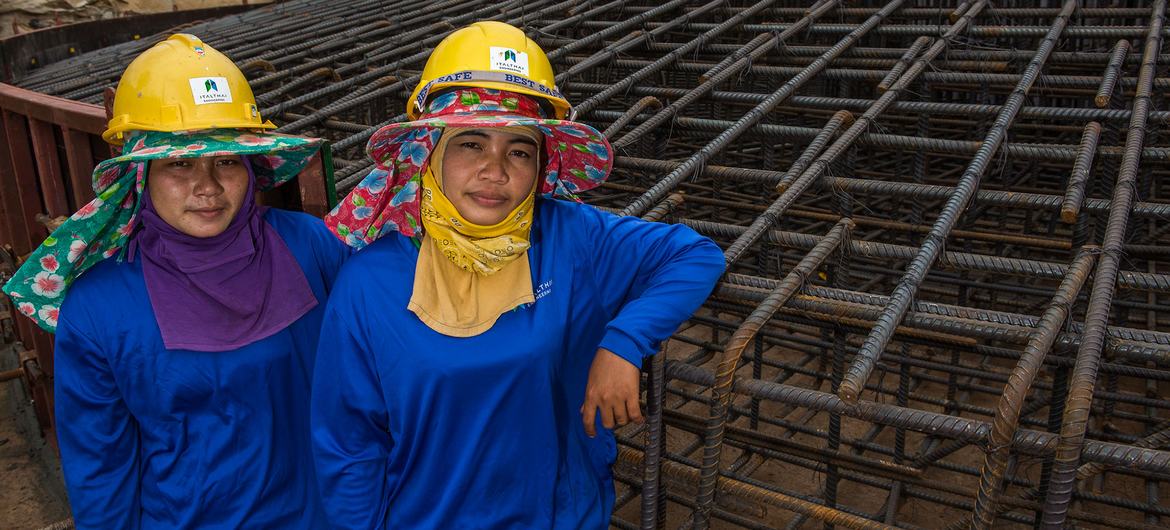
left=131, top=157, right=317, bottom=352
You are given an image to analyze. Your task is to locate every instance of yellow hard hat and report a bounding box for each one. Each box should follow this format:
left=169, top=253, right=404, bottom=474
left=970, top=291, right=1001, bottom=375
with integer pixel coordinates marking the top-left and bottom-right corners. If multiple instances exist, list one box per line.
left=103, top=34, right=274, bottom=144
left=407, top=21, right=570, bottom=120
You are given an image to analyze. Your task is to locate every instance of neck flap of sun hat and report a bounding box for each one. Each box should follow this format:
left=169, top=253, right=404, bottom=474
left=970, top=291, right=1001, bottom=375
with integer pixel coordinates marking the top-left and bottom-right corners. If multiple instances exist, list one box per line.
left=127, top=157, right=318, bottom=352
left=406, top=126, right=541, bottom=337
left=325, top=87, right=614, bottom=250
left=3, top=129, right=322, bottom=333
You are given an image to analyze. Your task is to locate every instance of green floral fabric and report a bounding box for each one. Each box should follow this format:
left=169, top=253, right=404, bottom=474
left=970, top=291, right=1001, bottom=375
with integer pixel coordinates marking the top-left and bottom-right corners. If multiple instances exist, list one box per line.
left=3, top=129, right=321, bottom=332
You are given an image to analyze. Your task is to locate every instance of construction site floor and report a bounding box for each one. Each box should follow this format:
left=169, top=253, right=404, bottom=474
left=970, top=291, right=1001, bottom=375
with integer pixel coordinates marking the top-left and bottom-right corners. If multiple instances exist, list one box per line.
left=0, top=345, right=69, bottom=530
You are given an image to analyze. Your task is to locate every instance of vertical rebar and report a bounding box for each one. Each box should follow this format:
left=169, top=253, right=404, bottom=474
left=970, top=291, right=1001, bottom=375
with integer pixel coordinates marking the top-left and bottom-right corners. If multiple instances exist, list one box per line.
left=693, top=219, right=853, bottom=530
left=1041, top=2, right=1167, bottom=526
left=838, top=0, right=1079, bottom=404
left=970, top=249, right=1097, bottom=529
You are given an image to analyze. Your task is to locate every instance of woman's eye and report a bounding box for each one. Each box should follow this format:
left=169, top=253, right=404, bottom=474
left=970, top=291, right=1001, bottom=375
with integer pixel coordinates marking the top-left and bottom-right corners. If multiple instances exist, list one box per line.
left=511, top=150, right=532, bottom=159
left=460, top=142, right=482, bottom=150
left=168, top=160, right=192, bottom=168
left=216, top=158, right=239, bottom=167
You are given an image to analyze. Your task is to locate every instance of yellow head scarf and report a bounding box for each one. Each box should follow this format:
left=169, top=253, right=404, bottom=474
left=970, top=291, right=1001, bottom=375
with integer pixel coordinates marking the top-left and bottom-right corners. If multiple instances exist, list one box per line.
left=408, top=126, right=541, bottom=337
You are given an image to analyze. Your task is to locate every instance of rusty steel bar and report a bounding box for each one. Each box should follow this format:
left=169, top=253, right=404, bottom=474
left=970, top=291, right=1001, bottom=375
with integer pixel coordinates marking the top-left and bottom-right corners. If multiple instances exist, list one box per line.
left=956, top=421, right=1170, bottom=530
left=563, top=55, right=1170, bottom=91
left=715, top=277, right=1170, bottom=370
left=572, top=20, right=1170, bottom=39
left=0, top=367, right=22, bottom=382
left=1060, top=122, right=1103, bottom=224
left=694, top=219, right=852, bottom=529
left=1096, top=39, right=1133, bottom=108
left=640, top=193, right=684, bottom=224
left=619, top=446, right=897, bottom=530
left=720, top=0, right=989, bottom=265
left=556, top=0, right=727, bottom=81
left=641, top=349, right=667, bottom=530
left=970, top=249, right=1097, bottom=529
left=615, top=0, right=903, bottom=215
left=575, top=0, right=837, bottom=128
left=603, top=0, right=842, bottom=147
left=604, top=96, right=662, bottom=140
left=667, top=360, right=1170, bottom=476
left=723, top=42, right=1164, bottom=64
left=877, top=36, right=929, bottom=92
left=1042, top=2, right=1168, bottom=526
left=775, top=110, right=853, bottom=193
left=699, top=0, right=836, bottom=82
left=585, top=108, right=1170, bottom=162
left=839, top=0, right=1079, bottom=404
left=611, top=155, right=1170, bottom=221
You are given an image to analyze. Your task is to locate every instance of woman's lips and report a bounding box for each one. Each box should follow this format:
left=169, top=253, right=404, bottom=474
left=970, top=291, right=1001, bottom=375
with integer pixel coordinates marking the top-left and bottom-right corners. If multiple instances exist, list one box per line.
left=189, top=207, right=225, bottom=219
left=469, top=193, right=508, bottom=208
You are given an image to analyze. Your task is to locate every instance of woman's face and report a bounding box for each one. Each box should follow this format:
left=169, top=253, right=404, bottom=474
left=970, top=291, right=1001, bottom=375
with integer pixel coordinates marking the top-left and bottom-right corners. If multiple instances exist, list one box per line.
left=147, top=155, right=249, bottom=238
left=441, top=129, right=540, bottom=225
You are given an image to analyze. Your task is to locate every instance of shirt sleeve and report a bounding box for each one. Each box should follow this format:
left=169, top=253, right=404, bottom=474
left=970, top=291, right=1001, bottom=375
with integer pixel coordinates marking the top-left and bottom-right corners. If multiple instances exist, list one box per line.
left=581, top=204, right=725, bottom=368
left=311, top=302, right=393, bottom=529
left=54, top=307, right=141, bottom=530
left=311, top=217, right=353, bottom=292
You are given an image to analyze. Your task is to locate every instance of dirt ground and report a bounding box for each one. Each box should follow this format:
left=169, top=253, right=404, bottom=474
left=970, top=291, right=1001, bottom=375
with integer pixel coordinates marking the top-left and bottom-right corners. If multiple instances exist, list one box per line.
left=0, top=345, right=70, bottom=530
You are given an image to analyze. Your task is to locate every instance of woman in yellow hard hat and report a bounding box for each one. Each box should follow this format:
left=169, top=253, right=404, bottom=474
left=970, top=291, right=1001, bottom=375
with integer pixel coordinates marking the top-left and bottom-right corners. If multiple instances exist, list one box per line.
left=4, top=34, right=348, bottom=528
left=313, top=21, right=724, bottom=528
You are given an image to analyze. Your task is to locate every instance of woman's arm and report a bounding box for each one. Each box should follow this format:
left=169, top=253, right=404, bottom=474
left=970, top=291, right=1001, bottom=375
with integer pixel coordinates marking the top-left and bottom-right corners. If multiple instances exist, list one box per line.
left=576, top=205, right=725, bottom=435
left=54, top=310, right=142, bottom=529
left=311, top=303, right=394, bottom=529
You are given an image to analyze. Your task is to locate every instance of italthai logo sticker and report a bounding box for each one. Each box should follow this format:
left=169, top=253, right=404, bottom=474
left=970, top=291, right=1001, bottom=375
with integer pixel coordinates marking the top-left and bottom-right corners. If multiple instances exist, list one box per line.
left=189, top=77, right=233, bottom=105
left=489, top=47, right=529, bottom=76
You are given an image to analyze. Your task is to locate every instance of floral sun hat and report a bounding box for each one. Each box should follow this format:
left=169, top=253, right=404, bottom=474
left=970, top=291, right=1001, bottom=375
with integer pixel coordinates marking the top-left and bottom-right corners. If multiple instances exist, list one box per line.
left=4, top=128, right=322, bottom=332
left=325, top=87, right=613, bottom=248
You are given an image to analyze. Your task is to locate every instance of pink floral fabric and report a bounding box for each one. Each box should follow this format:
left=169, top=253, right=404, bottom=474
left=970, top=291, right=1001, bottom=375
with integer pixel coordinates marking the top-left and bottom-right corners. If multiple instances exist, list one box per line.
left=326, top=88, right=613, bottom=248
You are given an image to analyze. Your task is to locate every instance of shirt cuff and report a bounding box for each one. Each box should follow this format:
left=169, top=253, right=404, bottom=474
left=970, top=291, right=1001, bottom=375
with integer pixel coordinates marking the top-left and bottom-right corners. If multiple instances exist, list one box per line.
left=599, top=327, right=647, bottom=369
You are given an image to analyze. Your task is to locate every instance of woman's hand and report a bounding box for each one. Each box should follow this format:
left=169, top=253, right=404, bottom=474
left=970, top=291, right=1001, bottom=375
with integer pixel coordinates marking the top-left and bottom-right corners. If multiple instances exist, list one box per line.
left=580, top=348, right=643, bottom=437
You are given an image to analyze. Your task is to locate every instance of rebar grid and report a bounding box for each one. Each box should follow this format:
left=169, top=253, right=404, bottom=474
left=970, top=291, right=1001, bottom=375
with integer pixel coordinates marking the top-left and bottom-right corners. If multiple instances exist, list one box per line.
left=15, top=1, right=1170, bottom=528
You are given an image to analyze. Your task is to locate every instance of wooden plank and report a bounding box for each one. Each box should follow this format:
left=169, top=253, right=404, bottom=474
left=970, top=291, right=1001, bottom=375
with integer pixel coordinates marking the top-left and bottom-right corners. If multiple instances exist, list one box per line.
left=3, top=111, right=49, bottom=246
left=62, top=127, right=96, bottom=208
left=28, top=118, right=69, bottom=217
left=0, top=83, right=106, bottom=134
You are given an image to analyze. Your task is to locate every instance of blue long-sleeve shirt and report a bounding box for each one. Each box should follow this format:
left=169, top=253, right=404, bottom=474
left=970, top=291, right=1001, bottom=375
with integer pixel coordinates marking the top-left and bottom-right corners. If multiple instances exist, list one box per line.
left=54, top=208, right=350, bottom=529
left=312, top=199, right=724, bottom=529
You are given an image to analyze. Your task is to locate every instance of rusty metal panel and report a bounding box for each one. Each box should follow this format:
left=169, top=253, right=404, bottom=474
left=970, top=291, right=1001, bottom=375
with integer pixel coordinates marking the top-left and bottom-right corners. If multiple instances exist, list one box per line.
left=61, top=127, right=95, bottom=208
left=0, top=84, right=105, bottom=134
left=2, top=111, right=50, bottom=247
left=28, top=118, right=68, bottom=218
left=0, top=111, right=34, bottom=255
left=297, top=151, right=328, bottom=218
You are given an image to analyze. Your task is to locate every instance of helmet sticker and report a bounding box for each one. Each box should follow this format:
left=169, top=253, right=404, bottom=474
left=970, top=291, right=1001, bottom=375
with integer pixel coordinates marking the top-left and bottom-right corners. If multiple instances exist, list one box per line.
left=189, top=77, right=233, bottom=105
left=489, top=47, right=529, bottom=76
